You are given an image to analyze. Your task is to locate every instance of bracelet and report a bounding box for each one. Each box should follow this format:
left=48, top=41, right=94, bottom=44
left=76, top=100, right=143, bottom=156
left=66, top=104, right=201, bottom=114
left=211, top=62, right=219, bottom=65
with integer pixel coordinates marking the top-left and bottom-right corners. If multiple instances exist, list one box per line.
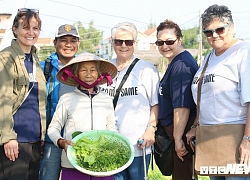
left=147, top=124, right=157, bottom=131
left=191, top=124, right=198, bottom=129
left=243, top=135, right=250, bottom=142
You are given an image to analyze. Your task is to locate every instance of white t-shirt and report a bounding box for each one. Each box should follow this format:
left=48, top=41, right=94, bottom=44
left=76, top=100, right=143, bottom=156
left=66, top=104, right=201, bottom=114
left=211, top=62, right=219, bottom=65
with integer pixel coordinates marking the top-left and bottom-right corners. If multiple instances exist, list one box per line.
left=192, top=40, right=250, bottom=125
left=100, top=57, right=160, bottom=156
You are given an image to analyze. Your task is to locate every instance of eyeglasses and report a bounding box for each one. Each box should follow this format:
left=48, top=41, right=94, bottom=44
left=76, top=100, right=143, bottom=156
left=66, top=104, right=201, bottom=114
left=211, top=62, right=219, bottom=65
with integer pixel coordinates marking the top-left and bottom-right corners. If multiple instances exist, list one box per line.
left=18, top=8, right=39, bottom=14
left=203, top=24, right=229, bottom=37
left=113, top=39, right=134, bottom=46
left=155, top=39, right=178, bottom=46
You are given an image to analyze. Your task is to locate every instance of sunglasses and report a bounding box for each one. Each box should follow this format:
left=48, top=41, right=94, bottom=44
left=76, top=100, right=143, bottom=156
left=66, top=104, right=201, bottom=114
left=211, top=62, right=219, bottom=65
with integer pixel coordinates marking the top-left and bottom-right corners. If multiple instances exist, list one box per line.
left=113, top=39, right=134, bottom=46
left=155, top=39, right=178, bottom=46
left=203, top=24, right=229, bottom=37
left=18, top=8, right=39, bottom=14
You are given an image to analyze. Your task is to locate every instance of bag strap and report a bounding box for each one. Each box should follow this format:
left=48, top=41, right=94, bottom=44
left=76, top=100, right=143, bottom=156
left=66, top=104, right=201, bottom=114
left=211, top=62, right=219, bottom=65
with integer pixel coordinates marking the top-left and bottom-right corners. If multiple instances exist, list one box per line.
left=195, top=53, right=212, bottom=124
left=113, top=58, right=140, bottom=109
left=44, top=58, right=53, bottom=81
left=43, top=58, right=54, bottom=122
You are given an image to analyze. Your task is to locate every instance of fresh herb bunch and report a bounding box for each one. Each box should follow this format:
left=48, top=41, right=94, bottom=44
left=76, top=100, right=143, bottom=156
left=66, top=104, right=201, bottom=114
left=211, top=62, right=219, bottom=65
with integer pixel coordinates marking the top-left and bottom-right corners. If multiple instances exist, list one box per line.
left=73, top=134, right=130, bottom=172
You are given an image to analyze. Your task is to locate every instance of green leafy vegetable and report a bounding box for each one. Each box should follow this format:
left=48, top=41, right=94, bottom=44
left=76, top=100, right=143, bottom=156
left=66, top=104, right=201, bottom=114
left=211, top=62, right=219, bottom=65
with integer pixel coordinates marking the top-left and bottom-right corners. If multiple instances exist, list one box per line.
left=72, top=131, right=82, bottom=139
left=73, top=135, right=130, bottom=172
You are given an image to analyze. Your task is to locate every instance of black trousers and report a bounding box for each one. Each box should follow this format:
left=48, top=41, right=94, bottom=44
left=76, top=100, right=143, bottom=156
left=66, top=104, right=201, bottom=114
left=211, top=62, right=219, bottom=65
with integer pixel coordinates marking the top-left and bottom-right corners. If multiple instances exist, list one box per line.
left=164, top=116, right=198, bottom=180
left=0, top=142, right=40, bottom=180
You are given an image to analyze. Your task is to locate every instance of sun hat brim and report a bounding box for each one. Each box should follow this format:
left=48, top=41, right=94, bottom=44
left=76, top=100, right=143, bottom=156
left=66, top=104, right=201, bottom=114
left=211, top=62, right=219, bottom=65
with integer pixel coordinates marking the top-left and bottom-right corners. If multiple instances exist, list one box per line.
left=56, top=52, right=118, bottom=86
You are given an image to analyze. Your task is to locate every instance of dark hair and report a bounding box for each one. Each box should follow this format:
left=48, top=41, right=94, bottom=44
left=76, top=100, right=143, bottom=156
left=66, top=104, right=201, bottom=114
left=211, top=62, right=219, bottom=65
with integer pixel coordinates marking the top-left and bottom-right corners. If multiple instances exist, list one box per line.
left=156, top=19, right=183, bottom=39
left=12, top=10, right=42, bottom=38
left=201, top=4, right=233, bottom=30
left=54, top=36, right=80, bottom=42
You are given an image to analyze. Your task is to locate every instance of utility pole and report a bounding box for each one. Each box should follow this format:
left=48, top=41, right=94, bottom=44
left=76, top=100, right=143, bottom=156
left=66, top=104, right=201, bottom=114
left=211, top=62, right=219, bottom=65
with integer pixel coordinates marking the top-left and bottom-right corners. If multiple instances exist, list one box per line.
left=197, top=10, right=203, bottom=67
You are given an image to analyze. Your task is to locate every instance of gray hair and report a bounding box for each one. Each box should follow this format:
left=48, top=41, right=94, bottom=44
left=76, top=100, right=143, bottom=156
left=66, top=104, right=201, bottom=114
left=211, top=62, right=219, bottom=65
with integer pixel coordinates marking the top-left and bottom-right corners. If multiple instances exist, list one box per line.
left=201, top=4, right=234, bottom=29
left=111, top=22, right=138, bottom=41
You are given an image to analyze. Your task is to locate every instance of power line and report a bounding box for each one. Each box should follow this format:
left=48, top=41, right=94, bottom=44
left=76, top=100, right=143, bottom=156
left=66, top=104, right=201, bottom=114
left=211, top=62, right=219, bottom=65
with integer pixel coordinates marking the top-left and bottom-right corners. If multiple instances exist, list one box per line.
left=48, top=0, right=149, bottom=25
left=180, top=16, right=199, bottom=26
left=41, top=14, right=112, bottom=30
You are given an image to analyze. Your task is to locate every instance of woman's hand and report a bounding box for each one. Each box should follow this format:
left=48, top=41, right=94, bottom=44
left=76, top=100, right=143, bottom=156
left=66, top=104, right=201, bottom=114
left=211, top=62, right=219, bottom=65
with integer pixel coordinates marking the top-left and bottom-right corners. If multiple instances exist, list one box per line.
left=138, top=129, right=155, bottom=149
left=57, top=138, right=74, bottom=152
left=4, top=140, right=19, bottom=161
left=175, top=138, right=188, bottom=161
left=239, top=139, right=250, bottom=166
left=186, top=128, right=196, bottom=151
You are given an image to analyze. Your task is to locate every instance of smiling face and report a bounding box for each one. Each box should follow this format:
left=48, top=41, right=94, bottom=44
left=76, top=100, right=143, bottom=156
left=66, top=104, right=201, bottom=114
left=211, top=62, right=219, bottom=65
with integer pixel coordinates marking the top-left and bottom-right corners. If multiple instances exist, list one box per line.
left=157, top=28, right=182, bottom=62
left=113, top=29, right=134, bottom=61
left=54, top=35, right=80, bottom=65
left=204, top=20, right=234, bottom=55
left=77, top=61, right=98, bottom=91
left=12, top=16, right=40, bottom=53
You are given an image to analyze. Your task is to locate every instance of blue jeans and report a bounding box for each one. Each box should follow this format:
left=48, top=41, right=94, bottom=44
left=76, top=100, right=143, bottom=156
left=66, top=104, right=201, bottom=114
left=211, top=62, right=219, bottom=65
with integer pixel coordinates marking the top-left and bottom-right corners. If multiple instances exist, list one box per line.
left=114, top=154, right=151, bottom=180
left=39, top=142, right=62, bottom=180
left=210, top=176, right=250, bottom=180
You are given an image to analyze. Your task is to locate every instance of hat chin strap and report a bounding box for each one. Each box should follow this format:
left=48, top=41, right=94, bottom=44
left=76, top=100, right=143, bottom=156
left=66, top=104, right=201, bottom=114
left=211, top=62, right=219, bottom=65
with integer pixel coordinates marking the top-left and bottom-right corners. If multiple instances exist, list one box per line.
left=61, top=67, right=113, bottom=89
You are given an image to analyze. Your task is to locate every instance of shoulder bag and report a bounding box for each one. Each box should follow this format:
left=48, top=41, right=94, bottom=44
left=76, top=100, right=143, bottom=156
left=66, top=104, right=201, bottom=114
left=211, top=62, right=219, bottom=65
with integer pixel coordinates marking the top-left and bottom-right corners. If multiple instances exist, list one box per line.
left=153, top=123, right=174, bottom=176
left=194, top=53, right=246, bottom=175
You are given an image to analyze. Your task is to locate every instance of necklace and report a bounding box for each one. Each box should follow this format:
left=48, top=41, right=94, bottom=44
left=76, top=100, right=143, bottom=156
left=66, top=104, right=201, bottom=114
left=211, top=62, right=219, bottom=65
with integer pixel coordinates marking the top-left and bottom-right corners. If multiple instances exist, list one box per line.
left=25, top=53, right=31, bottom=61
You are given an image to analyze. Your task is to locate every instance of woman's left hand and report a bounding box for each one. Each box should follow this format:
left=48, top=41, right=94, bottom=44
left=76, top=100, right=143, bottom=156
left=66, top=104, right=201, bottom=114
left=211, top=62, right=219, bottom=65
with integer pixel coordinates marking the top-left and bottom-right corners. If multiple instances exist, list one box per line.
left=57, top=138, right=74, bottom=152
left=138, top=130, right=155, bottom=149
left=239, top=139, right=250, bottom=166
left=186, top=128, right=197, bottom=152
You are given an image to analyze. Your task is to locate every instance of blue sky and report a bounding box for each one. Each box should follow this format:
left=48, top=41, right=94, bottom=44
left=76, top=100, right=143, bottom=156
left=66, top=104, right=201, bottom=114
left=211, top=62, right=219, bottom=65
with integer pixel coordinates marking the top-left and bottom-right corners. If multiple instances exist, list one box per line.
left=0, top=0, right=250, bottom=43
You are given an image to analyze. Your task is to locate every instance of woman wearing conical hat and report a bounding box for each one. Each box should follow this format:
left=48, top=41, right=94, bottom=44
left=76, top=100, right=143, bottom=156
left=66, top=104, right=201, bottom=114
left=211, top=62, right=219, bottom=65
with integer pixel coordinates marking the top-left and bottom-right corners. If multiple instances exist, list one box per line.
left=48, top=52, right=118, bottom=180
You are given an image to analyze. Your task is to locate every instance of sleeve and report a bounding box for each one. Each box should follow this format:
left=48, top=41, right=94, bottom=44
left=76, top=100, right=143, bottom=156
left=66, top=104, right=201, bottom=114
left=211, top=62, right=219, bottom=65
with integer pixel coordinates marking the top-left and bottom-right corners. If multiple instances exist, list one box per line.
left=170, top=61, right=196, bottom=109
left=47, top=98, right=67, bottom=146
left=0, top=54, right=17, bottom=145
left=239, top=47, right=250, bottom=105
left=141, top=63, right=160, bottom=106
left=106, top=98, right=118, bottom=132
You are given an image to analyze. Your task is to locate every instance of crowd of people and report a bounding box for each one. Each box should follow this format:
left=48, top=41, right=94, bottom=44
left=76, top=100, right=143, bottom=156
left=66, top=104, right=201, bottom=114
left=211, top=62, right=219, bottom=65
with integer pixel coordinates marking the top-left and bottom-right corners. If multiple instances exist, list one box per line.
left=0, top=3, right=249, bottom=180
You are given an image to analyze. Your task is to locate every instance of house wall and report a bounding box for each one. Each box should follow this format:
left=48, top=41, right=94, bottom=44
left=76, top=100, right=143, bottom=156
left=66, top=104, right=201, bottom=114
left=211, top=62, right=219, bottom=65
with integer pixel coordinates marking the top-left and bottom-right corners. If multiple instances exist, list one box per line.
left=0, top=14, right=12, bottom=44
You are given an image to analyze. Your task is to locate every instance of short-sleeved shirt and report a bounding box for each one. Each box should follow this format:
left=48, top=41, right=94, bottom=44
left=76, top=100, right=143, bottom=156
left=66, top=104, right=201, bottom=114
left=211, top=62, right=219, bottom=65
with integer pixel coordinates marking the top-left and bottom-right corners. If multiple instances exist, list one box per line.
left=192, top=40, right=250, bottom=125
left=100, top=57, right=160, bottom=156
left=158, top=50, right=198, bottom=126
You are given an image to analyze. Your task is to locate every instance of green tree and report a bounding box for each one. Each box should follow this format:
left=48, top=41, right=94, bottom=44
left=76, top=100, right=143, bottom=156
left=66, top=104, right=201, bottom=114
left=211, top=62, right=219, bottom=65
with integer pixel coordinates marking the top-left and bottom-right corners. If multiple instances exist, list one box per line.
left=182, top=27, right=199, bottom=49
left=182, top=26, right=211, bottom=50
left=75, top=21, right=103, bottom=53
left=38, top=45, right=55, bottom=61
left=148, top=21, right=157, bottom=29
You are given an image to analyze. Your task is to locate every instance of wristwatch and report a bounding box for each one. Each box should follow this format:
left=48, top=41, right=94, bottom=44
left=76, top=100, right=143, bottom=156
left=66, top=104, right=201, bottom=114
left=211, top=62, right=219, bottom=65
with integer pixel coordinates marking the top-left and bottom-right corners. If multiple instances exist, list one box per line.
left=243, top=135, right=250, bottom=142
left=191, top=124, right=199, bottom=129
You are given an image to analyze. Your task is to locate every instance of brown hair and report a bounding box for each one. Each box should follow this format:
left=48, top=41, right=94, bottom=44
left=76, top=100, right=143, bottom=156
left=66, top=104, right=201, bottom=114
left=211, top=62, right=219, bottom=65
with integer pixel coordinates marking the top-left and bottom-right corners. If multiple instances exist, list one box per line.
left=12, top=10, right=42, bottom=38
left=156, top=19, right=183, bottom=39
